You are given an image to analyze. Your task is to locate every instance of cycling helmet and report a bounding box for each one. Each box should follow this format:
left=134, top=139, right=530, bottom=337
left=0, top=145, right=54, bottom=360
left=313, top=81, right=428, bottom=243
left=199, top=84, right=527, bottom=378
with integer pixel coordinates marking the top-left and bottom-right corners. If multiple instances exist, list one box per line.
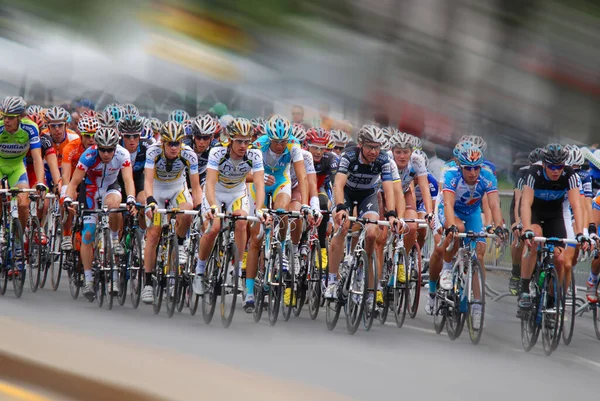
left=453, top=139, right=474, bottom=158
left=468, top=135, right=487, bottom=153
left=94, top=127, right=119, bottom=148
left=227, top=117, right=253, bottom=138
left=149, top=117, right=162, bottom=133
left=542, top=143, right=568, bottom=165
left=389, top=131, right=413, bottom=149
left=118, top=114, right=143, bottom=134
left=1, top=96, right=26, bottom=115
left=45, top=106, right=70, bottom=123
left=411, top=136, right=423, bottom=150
left=381, top=126, right=396, bottom=139
left=77, top=116, right=99, bottom=134
left=27, top=113, right=46, bottom=130
left=291, top=124, right=307, bottom=143
left=122, top=103, right=139, bottom=117
left=251, top=117, right=266, bottom=135
left=381, top=136, right=391, bottom=151
left=265, top=116, right=292, bottom=141
left=528, top=147, right=543, bottom=164
left=306, top=127, right=330, bottom=146
left=330, top=129, right=349, bottom=144
left=26, top=105, right=43, bottom=115
left=358, top=125, right=386, bottom=144
left=80, top=109, right=97, bottom=118
left=78, top=98, right=95, bottom=110
left=139, top=117, right=153, bottom=139
left=97, top=110, right=117, bottom=128
left=167, top=109, right=190, bottom=123
left=160, top=121, right=185, bottom=143
left=566, top=145, right=585, bottom=167
left=456, top=142, right=484, bottom=167
left=104, top=104, right=124, bottom=123
left=192, top=115, right=221, bottom=137
left=413, top=149, right=429, bottom=169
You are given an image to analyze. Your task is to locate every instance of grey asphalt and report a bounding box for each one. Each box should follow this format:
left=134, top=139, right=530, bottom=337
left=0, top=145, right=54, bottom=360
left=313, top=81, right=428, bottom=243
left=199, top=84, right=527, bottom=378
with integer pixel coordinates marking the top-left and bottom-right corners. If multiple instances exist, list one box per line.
left=2, top=271, right=600, bottom=401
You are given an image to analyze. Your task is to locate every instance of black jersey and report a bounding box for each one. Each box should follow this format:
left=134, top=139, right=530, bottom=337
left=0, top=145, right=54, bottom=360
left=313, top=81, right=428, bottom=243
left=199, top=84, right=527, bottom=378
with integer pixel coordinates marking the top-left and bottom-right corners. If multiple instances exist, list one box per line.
left=523, top=164, right=578, bottom=212
left=337, top=147, right=393, bottom=192
left=314, top=151, right=339, bottom=192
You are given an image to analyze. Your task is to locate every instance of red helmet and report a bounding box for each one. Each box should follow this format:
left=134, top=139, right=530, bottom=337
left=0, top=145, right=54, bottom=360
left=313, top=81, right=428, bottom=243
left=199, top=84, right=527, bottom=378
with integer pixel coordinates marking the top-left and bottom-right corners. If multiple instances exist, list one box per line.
left=305, top=127, right=330, bottom=146
left=27, top=113, right=46, bottom=130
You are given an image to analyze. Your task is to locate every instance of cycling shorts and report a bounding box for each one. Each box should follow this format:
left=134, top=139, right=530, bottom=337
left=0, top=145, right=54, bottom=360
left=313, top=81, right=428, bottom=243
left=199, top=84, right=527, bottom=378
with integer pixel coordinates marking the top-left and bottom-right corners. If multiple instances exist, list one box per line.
left=148, top=181, right=193, bottom=227
left=118, top=171, right=144, bottom=202
left=201, top=189, right=249, bottom=215
left=530, top=208, right=567, bottom=248
left=251, top=174, right=291, bottom=203
left=416, top=199, right=426, bottom=214
left=83, top=181, right=121, bottom=225
left=0, top=159, right=28, bottom=187
left=343, top=188, right=379, bottom=219
left=437, top=203, right=485, bottom=244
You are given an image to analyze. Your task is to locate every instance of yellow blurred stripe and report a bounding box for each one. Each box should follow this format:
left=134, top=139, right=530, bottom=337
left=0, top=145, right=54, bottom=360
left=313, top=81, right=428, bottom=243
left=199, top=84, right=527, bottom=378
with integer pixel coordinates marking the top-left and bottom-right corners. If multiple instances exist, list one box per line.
left=0, top=381, right=53, bottom=401
left=146, top=33, right=240, bottom=82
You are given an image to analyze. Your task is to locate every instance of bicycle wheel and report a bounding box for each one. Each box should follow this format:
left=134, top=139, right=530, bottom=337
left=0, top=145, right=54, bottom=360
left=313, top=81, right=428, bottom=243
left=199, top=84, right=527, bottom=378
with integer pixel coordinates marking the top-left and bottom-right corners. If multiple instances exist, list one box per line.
left=27, top=217, right=42, bottom=292
left=129, top=231, right=144, bottom=309
left=103, top=231, right=115, bottom=311
left=433, top=293, right=446, bottom=334
left=50, top=225, right=63, bottom=291
left=165, top=238, right=180, bottom=318
left=393, top=248, right=409, bottom=328
left=466, top=259, right=485, bottom=345
left=267, top=245, right=283, bottom=326
left=325, top=277, right=343, bottom=331
left=307, top=241, right=322, bottom=320
left=153, top=240, right=166, bottom=315
left=202, top=242, right=220, bottom=324
left=293, top=245, right=308, bottom=318
left=221, top=242, right=239, bottom=328
left=407, top=244, right=422, bottom=319
left=253, top=266, right=265, bottom=323
left=378, top=253, right=393, bottom=325
left=93, top=236, right=105, bottom=307
left=542, top=269, right=561, bottom=355
left=68, top=252, right=81, bottom=300
left=593, top=304, right=600, bottom=341
left=281, top=241, right=295, bottom=322
left=187, top=230, right=200, bottom=316
left=12, top=219, right=26, bottom=298
left=363, top=252, right=377, bottom=331
left=346, top=250, right=368, bottom=335
left=562, top=270, right=576, bottom=346
left=0, top=241, right=8, bottom=296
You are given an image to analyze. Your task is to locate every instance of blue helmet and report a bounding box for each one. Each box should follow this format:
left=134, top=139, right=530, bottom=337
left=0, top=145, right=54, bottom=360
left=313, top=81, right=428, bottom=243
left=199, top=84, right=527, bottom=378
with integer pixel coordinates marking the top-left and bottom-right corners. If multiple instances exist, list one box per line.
left=265, top=116, right=292, bottom=141
left=104, top=104, right=124, bottom=123
left=168, top=109, right=190, bottom=124
left=453, top=139, right=473, bottom=158
left=456, top=142, right=484, bottom=167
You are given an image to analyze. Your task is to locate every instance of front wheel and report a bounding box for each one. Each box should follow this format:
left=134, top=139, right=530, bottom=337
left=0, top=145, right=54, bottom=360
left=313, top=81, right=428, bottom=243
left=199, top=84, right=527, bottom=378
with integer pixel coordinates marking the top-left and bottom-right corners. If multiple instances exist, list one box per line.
left=11, top=219, right=26, bottom=298
left=27, top=217, right=43, bottom=292
left=541, top=269, right=561, bottom=355
left=466, top=259, right=485, bottom=345
left=202, top=242, right=220, bottom=324
left=362, top=252, right=377, bottom=331
left=407, top=244, right=422, bottom=319
left=164, top=238, right=180, bottom=318
left=281, top=241, right=295, bottom=322
left=50, top=226, right=63, bottom=291
left=393, top=248, right=409, bottom=328
left=267, top=245, right=283, bottom=326
left=562, top=270, right=576, bottom=346
left=220, top=242, right=239, bottom=328
left=129, top=231, right=144, bottom=309
left=346, top=250, right=368, bottom=335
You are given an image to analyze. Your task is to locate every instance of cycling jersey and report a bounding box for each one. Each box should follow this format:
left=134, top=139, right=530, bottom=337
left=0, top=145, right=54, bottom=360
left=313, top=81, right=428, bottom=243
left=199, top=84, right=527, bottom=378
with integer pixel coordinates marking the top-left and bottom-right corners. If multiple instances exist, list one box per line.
left=77, top=145, right=131, bottom=189
left=314, top=151, right=339, bottom=193
left=337, top=147, right=394, bottom=193
left=291, top=149, right=316, bottom=189
left=0, top=117, right=41, bottom=187
left=416, top=172, right=439, bottom=213
left=46, top=128, right=79, bottom=168
left=440, top=166, right=498, bottom=216
left=124, top=139, right=151, bottom=174
left=207, top=147, right=263, bottom=192
left=144, top=144, right=198, bottom=184
left=593, top=190, right=600, bottom=211
left=252, top=134, right=303, bottom=178
left=509, top=165, right=530, bottom=225
left=25, top=134, right=56, bottom=186
left=523, top=164, right=578, bottom=211
left=398, top=151, right=428, bottom=193
left=193, top=146, right=211, bottom=187
left=62, top=138, right=85, bottom=176
left=576, top=168, right=593, bottom=198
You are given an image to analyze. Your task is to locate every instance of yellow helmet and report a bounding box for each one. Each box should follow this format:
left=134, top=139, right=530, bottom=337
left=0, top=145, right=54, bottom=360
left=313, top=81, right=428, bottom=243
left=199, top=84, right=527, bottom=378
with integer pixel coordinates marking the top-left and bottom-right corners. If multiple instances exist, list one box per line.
left=160, top=121, right=185, bottom=143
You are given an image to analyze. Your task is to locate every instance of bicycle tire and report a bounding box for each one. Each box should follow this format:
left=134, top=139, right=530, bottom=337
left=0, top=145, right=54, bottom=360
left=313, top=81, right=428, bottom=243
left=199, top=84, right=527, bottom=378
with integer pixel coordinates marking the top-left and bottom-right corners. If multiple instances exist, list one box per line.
left=542, top=269, right=561, bottom=355
left=346, top=250, right=368, bottom=335
left=307, top=241, right=322, bottom=321
left=152, top=238, right=166, bottom=315
left=11, top=219, right=25, bottom=298
left=40, top=215, right=59, bottom=289
left=103, top=231, right=116, bottom=311
left=562, top=270, right=576, bottom=346
left=187, top=229, right=200, bottom=316
left=466, top=259, right=485, bottom=345
left=378, top=254, right=393, bottom=325
left=68, top=252, right=81, bottom=300
left=221, top=242, right=239, bottom=328
left=433, top=294, right=446, bottom=334
left=407, top=244, right=422, bottom=319
left=129, top=230, right=143, bottom=309
left=27, top=217, right=42, bottom=292
left=267, top=245, right=283, bottom=326
left=93, top=235, right=105, bottom=307
left=362, top=252, right=377, bottom=331
left=293, top=243, right=309, bottom=318
left=165, top=237, right=179, bottom=318
left=202, top=242, right=220, bottom=324
left=281, top=241, right=295, bottom=322
left=593, top=304, right=600, bottom=341
left=50, top=224, right=63, bottom=291
left=521, top=281, right=540, bottom=352
left=253, top=267, right=265, bottom=323
left=393, top=248, right=409, bottom=328
left=325, top=291, right=342, bottom=331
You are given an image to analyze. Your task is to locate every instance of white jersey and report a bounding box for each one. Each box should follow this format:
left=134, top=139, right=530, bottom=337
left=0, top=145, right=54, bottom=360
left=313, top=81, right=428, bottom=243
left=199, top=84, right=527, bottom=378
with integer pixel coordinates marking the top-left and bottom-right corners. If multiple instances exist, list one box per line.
left=399, top=151, right=428, bottom=192
left=144, top=144, right=198, bottom=184
left=207, top=147, right=263, bottom=192
left=291, top=149, right=316, bottom=188
left=76, top=145, right=131, bottom=189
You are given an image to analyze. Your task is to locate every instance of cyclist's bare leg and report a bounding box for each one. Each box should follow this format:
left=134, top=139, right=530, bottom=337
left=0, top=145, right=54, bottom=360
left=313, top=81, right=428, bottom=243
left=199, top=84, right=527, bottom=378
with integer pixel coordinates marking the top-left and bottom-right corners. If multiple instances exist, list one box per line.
left=16, top=184, right=30, bottom=230
left=175, top=201, right=193, bottom=238
left=520, top=224, right=542, bottom=293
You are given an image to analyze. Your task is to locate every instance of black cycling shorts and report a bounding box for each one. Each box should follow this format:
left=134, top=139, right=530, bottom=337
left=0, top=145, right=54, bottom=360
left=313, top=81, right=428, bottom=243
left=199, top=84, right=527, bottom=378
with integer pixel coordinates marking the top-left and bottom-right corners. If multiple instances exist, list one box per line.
left=530, top=209, right=567, bottom=246
left=344, top=188, right=379, bottom=218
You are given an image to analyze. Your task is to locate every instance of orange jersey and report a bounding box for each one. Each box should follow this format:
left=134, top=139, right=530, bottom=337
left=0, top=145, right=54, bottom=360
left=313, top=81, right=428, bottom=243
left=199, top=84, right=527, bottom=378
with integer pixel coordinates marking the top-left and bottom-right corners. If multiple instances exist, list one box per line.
left=62, top=138, right=85, bottom=179
left=43, top=128, right=79, bottom=168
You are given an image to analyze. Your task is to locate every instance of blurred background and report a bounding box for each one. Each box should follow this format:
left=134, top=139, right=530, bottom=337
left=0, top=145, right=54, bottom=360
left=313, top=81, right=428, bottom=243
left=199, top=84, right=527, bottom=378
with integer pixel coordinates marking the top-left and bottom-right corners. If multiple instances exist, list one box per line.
left=1, top=0, right=599, bottom=188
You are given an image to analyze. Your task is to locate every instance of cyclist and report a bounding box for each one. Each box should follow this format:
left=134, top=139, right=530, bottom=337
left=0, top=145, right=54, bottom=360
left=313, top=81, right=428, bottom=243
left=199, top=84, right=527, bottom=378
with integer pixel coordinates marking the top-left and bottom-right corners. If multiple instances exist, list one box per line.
left=330, top=129, right=349, bottom=156
left=587, top=191, right=600, bottom=302
left=0, top=96, right=47, bottom=231
left=117, top=115, right=151, bottom=210
left=104, top=104, right=125, bottom=125
left=431, top=144, right=504, bottom=320
left=142, top=121, right=202, bottom=304
left=63, top=127, right=137, bottom=300
left=122, top=103, right=139, bottom=117
left=245, top=116, right=309, bottom=313
left=326, top=125, right=399, bottom=302
left=190, top=115, right=221, bottom=188
left=60, top=116, right=98, bottom=250
left=45, top=107, right=79, bottom=188
left=518, top=144, right=589, bottom=313
left=149, top=117, right=162, bottom=142
left=192, top=118, right=266, bottom=296
left=413, top=149, right=438, bottom=250
left=25, top=113, right=61, bottom=196
left=168, top=109, right=190, bottom=124
left=250, top=117, right=266, bottom=143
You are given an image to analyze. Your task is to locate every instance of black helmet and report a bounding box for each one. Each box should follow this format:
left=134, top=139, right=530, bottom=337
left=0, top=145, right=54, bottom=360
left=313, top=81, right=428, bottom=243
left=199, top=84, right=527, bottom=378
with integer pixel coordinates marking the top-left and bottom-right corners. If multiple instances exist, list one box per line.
left=542, top=143, right=567, bottom=165
left=118, top=114, right=143, bottom=134
left=528, top=147, right=543, bottom=164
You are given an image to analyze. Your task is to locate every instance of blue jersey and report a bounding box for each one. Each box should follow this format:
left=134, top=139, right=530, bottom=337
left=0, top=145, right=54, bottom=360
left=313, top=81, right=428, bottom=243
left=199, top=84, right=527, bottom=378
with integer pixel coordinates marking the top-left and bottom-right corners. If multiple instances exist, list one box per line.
left=252, top=134, right=303, bottom=177
left=440, top=167, right=498, bottom=215
left=415, top=172, right=439, bottom=203
left=577, top=168, right=593, bottom=198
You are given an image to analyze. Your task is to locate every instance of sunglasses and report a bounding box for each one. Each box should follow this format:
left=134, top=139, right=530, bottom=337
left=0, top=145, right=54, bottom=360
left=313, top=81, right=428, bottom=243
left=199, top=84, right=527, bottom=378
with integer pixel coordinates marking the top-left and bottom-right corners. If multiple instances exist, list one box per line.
left=166, top=141, right=181, bottom=148
left=98, top=147, right=115, bottom=154
left=81, top=132, right=95, bottom=137
left=272, top=139, right=288, bottom=145
left=49, top=123, right=65, bottom=129
left=232, top=139, right=251, bottom=145
left=309, top=145, right=328, bottom=151
left=334, top=146, right=345, bottom=151
left=123, top=134, right=140, bottom=140
left=546, top=164, right=565, bottom=171
left=194, top=135, right=212, bottom=141
left=462, top=166, right=481, bottom=171
left=363, top=144, right=381, bottom=152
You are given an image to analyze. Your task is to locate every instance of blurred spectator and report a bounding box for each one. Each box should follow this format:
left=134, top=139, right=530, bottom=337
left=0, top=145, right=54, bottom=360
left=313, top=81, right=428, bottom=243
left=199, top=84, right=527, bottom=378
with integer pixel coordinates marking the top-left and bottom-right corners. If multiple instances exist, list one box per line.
left=210, top=102, right=229, bottom=118
left=70, top=111, right=80, bottom=133
left=373, top=112, right=389, bottom=128
left=423, top=140, right=444, bottom=181
left=291, top=105, right=311, bottom=129
left=319, top=103, right=333, bottom=130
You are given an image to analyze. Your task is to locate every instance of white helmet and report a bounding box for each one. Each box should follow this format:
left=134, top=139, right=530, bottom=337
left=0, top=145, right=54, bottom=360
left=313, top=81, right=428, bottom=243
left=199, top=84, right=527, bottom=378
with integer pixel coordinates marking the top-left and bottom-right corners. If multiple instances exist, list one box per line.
left=94, top=127, right=120, bottom=148
left=413, top=149, right=429, bottom=169
left=330, top=129, right=349, bottom=144
left=357, top=125, right=386, bottom=144
left=566, top=145, right=584, bottom=167
left=389, top=131, right=413, bottom=149
left=468, top=135, right=487, bottom=153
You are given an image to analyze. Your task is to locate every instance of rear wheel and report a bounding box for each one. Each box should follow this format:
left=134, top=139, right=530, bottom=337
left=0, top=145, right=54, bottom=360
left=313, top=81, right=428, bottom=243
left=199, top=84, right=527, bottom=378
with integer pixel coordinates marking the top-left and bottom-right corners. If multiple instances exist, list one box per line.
left=593, top=303, right=600, bottom=341
left=202, top=243, right=220, bottom=324
left=562, top=270, right=576, bottom=345
left=27, top=217, right=42, bottom=292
